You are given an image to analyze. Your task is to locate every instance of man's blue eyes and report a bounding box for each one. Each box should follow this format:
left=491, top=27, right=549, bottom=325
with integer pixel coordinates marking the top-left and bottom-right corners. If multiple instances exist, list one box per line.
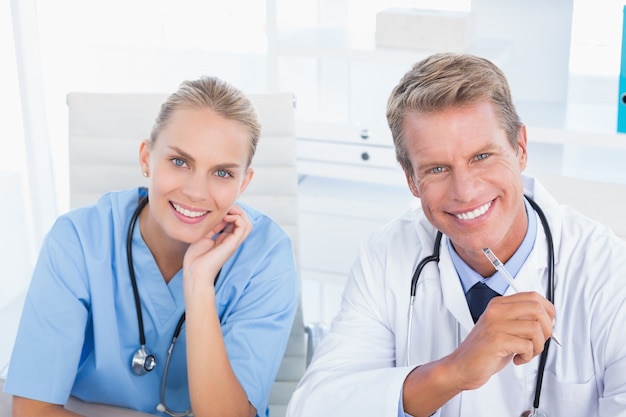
left=428, top=154, right=488, bottom=173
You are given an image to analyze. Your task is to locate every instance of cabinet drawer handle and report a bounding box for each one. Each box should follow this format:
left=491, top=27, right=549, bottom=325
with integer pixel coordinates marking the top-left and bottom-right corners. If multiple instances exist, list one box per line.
left=361, top=152, right=370, bottom=161
left=360, top=129, right=370, bottom=140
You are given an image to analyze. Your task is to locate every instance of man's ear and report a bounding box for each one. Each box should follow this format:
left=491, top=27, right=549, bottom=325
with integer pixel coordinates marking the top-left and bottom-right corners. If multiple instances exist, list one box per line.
left=406, top=171, right=420, bottom=198
left=517, top=125, right=528, bottom=171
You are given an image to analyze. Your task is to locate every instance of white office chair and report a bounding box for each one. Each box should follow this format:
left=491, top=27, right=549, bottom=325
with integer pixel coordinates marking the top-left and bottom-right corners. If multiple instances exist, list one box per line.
left=66, top=91, right=305, bottom=417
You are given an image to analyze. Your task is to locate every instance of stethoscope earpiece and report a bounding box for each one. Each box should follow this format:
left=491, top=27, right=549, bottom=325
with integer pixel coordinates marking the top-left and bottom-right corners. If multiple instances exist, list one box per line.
left=131, top=345, right=156, bottom=376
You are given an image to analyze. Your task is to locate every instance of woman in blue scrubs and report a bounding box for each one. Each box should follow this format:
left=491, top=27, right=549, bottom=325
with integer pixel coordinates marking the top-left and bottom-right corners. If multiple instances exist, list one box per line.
left=5, top=77, right=299, bottom=417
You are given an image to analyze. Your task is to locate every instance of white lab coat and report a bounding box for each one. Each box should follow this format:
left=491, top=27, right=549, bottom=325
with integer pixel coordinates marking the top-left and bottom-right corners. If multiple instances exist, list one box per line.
left=287, top=176, right=626, bottom=417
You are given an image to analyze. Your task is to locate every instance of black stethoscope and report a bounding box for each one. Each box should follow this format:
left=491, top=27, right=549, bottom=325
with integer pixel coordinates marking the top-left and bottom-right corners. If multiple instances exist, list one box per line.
left=126, top=194, right=193, bottom=417
left=406, top=196, right=554, bottom=417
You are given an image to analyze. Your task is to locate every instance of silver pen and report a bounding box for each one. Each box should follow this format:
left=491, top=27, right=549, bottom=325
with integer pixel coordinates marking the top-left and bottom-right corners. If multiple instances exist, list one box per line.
left=482, top=248, right=562, bottom=347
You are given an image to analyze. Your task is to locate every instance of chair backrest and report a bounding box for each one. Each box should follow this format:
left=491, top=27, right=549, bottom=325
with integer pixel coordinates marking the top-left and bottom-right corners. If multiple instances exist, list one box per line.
left=66, top=91, right=305, bottom=417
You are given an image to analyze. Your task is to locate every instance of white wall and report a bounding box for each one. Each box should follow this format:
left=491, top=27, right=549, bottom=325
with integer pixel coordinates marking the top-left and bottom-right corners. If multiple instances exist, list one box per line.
left=3, top=0, right=626, bottom=377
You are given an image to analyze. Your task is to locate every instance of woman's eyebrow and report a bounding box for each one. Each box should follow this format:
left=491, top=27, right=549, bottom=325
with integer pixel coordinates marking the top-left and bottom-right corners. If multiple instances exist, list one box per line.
left=169, top=146, right=244, bottom=170
left=169, top=146, right=195, bottom=163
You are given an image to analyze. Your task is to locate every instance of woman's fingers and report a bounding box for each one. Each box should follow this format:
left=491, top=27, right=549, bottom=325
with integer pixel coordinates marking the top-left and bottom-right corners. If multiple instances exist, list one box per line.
left=184, top=205, right=253, bottom=276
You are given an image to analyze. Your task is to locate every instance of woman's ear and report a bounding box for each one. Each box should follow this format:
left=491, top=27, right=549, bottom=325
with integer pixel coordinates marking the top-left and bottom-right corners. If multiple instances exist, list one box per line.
left=238, top=167, right=254, bottom=196
left=138, top=139, right=151, bottom=177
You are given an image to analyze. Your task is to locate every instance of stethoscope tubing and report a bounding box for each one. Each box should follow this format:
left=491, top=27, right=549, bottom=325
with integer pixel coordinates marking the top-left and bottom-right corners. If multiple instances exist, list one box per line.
left=126, top=193, right=191, bottom=416
left=406, top=195, right=554, bottom=413
left=127, top=196, right=149, bottom=347
left=525, top=197, right=554, bottom=411
left=406, top=231, right=442, bottom=366
left=157, top=314, right=190, bottom=417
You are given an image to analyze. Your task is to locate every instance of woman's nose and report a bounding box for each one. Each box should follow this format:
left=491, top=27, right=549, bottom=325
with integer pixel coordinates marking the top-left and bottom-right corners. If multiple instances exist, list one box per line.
left=182, top=172, right=210, bottom=201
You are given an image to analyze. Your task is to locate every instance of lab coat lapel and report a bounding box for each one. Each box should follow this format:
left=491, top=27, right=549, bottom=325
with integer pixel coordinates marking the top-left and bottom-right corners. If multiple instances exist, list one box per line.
left=523, top=174, right=565, bottom=278
left=438, top=242, right=475, bottom=333
left=508, top=205, right=551, bottom=297
left=436, top=228, right=550, bottom=334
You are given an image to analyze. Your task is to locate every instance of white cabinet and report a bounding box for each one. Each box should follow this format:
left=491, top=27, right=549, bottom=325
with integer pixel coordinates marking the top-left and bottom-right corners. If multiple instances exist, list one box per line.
left=268, top=0, right=626, bottom=187
left=267, top=0, right=608, bottom=184
left=273, top=31, right=513, bottom=183
left=270, top=0, right=626, bottom=325
left=297, top=175, right=416, bottom=324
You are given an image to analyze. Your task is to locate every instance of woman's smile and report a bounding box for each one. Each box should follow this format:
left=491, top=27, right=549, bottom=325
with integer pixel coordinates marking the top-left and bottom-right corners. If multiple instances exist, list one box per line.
left=171, top=202, right=209, bottom=219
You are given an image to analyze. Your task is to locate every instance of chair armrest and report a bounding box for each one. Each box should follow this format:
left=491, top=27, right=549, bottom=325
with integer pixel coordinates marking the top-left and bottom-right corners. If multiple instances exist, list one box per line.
left=304, top=322, right=329, bottom=367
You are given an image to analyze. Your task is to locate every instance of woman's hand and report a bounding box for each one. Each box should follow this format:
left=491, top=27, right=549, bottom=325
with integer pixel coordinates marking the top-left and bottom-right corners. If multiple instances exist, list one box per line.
left=182, top=204, right=257, bottom=417
left=183, top=205, right=252, bottom=290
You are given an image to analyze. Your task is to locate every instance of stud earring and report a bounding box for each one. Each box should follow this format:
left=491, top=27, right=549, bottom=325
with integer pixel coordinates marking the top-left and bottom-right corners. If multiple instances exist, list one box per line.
left=143, top=171, right=148, bottom=177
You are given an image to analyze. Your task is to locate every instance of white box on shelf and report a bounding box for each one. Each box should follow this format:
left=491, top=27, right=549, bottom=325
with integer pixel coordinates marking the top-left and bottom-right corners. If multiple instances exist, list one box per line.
left=375, top=8, right=474, bottom=53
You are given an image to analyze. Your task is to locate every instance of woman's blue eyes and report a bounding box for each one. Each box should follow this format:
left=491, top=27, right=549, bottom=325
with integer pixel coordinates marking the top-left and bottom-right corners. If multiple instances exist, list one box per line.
left=476, top=153, right=489, bottom=160
left=170, top=158, right=232, bottom=178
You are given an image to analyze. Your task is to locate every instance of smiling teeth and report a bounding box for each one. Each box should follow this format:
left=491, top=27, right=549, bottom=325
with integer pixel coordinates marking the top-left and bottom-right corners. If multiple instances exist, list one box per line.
left=456, top=202, right=491, bottom=220
left=173, top=203, right=207, bottom=218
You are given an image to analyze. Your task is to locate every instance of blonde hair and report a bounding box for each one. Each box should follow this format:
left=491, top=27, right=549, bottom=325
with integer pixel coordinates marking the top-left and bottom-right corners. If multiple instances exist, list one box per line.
left=149, top=76, right=261, bottom=167
left=387, top=53, right=522, bottom=175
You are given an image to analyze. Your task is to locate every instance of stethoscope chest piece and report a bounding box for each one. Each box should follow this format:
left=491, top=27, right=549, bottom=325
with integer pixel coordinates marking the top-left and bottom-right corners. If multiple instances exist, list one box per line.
left=522, top=409, right=548, bottom=417
left=131, top=345, right=156, bottom=376
left=127, top=195, right=192, bottom=416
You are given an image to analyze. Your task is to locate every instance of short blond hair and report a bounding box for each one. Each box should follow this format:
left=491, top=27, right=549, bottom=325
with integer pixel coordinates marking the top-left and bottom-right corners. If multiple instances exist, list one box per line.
left=387, top=53, right=522, bottom=175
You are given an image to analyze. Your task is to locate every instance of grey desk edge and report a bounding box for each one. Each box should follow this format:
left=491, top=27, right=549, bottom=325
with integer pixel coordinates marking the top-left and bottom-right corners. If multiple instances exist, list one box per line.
left=1, top=379, right=153, bottom=417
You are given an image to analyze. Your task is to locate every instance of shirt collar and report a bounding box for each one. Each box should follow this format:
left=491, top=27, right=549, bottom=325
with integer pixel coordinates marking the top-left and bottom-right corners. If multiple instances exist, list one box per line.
left=448, top=197, right=537, bottom=295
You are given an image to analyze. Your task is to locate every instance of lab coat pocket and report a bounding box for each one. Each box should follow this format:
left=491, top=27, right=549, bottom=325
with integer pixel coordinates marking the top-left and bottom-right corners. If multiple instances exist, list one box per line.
left=525, top=370, right=598, bottom=417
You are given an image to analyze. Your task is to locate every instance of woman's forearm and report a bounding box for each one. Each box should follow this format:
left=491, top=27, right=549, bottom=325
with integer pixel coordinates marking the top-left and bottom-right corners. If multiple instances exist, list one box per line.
left=12, top=396, right=85, bottom=417
left=185, top=286, right=255, bottom=417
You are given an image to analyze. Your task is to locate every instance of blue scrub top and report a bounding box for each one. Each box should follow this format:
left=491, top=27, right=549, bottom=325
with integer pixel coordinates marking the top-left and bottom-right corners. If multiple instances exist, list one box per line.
left=5, top=188, right=299, bottom=416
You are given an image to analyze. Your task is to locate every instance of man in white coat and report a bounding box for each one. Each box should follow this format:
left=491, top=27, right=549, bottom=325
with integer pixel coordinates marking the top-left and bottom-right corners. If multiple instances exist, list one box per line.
left=287, top=53, right=626, bottom=416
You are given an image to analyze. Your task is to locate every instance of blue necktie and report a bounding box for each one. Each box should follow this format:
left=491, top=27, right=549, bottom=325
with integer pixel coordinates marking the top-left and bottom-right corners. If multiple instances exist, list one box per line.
left=466, top=282, right=500, bottom=323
